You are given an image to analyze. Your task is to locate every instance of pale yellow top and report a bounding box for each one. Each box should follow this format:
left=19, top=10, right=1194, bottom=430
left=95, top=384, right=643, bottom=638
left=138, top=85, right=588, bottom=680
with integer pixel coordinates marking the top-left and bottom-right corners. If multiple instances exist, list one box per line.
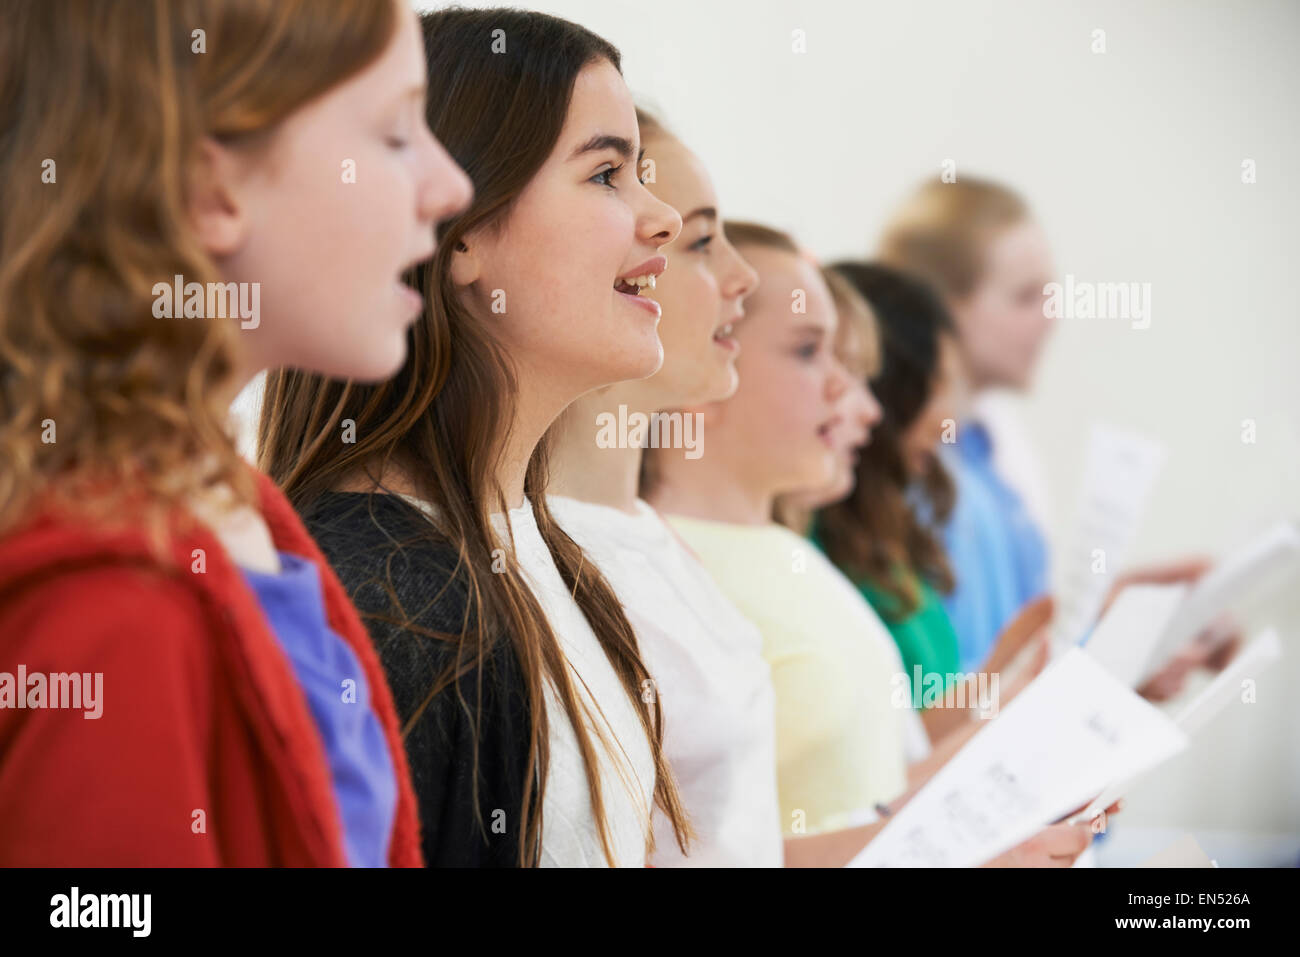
left=668, top=515, right=909, bottom=835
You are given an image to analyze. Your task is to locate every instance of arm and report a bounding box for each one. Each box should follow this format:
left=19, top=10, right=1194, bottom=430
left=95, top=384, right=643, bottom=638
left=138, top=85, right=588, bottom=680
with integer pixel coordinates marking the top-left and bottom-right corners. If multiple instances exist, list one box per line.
left=917, top=596, right=1054, bottom=764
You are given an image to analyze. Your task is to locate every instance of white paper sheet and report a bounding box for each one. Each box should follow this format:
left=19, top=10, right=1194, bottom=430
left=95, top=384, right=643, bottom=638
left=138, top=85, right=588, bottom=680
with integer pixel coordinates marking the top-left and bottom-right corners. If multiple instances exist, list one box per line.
left=1084, top=583, right=1190, bottom=687
left=1069, top=628, right=1283, bottom=822
left=1136, top=522, right=1299, bottom=684
left=848, top=648, right=1187, bottom=868
left=1052, top=425, right=1166, bottom=652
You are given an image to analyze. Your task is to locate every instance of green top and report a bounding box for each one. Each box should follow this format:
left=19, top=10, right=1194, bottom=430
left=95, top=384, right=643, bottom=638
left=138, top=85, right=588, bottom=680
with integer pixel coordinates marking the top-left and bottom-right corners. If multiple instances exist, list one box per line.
left=810, top=522, right=961, bottom=708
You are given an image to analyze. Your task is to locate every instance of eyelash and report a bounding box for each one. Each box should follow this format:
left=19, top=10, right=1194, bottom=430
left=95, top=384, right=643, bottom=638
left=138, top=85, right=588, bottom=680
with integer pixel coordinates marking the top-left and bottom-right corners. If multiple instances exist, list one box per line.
left=591, top=163, right=624, bottom=188
left=690, top=234, right=714, bottom=252
left=796, top=343, right=819, bottom=360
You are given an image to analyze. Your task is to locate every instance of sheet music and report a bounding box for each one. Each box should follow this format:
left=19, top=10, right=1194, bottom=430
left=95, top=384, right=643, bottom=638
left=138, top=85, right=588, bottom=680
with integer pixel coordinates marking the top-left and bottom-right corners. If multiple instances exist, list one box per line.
left=1070, top=628, right=1283, bottom=822
left=848, top=649, right=1187, bottom=868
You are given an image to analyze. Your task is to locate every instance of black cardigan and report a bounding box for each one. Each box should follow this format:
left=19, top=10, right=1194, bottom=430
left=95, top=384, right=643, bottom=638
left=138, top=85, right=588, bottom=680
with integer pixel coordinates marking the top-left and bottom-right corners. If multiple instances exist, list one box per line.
left=304, top=491, right=533, bottom=867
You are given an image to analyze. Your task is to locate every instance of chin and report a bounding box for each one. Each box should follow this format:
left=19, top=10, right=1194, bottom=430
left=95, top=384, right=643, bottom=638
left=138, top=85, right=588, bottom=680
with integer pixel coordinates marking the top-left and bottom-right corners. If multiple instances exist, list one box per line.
left=611, top=340, right=664, bottom=384
left=700, top=367, right=738, bottom=404
left=335, top=338, right=409, bottom=384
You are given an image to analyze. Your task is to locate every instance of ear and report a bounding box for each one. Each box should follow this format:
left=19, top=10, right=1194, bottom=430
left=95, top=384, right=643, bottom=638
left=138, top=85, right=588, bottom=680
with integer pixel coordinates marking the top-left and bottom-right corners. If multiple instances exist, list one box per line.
left=449, top=236, right=482, bottom=287
left=187, top=137, right=251, bottom=259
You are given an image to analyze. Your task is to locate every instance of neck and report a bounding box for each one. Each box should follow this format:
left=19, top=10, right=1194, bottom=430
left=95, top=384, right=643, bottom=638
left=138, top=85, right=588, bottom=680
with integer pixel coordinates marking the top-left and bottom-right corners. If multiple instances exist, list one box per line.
left=496, top=360, right=598, bottom=511
left=548, top=385, right=647, bottom=515
left=647, top=443, right=775, bottom=526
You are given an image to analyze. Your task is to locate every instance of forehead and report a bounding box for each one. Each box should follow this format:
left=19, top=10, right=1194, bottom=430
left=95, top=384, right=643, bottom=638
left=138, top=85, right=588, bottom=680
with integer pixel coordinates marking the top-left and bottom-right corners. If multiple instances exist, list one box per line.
left=740, top=246, right=836, bottom=330
left=642, top=135, right=716, bottom=210
left=986, top=220, right=1052, bottom=282
left=835, top=315, right=877, bottom=375
left=554, top=59, right=638, bottom=158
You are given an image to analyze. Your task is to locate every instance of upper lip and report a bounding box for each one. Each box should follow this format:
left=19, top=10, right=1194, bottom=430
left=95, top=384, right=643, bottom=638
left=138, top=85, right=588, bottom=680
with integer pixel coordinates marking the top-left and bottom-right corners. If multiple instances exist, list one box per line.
left=818, top=415, right=843, bottom=435
left=618, top=255, right=667, bottom=282
left=714, top=307, right=744, bottom=334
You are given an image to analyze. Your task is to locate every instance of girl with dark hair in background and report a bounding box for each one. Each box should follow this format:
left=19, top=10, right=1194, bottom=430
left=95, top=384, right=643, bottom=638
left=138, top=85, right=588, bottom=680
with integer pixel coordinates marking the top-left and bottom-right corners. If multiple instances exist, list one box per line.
left=812, top=262, right=1048, bottom=742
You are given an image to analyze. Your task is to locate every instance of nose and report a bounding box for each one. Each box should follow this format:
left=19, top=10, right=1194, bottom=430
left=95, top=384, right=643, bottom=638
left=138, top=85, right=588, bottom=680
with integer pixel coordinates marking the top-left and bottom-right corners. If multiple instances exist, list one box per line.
left=826, top=356, right=851, bottom=403
left=861, top=382, right=884, bottom=429
left=420, top=135, right=473, bottom=226
left=639, top=186, right=683, bottom=249
left=722, top=238, right=760, bottom=303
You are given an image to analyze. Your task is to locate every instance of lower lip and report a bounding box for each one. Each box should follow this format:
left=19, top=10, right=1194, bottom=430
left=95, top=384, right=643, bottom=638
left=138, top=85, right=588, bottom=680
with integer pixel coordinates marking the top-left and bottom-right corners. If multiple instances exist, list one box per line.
left=712, top=333, right=739, bottom=351
left=616, top=288, right=661, bottom=318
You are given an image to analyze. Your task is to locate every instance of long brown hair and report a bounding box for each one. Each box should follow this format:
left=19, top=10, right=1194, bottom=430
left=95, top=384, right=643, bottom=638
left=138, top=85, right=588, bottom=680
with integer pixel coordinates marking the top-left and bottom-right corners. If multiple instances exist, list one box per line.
left=0, top=0, right=399, bottom=538
left=815, top=261, right=957, bottom=617
left=257, top=7, right=689, bottom=866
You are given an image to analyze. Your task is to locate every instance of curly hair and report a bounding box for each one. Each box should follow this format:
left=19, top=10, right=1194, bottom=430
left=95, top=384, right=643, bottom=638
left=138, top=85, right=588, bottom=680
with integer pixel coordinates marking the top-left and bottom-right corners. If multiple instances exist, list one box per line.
left=0, top=0, right=398, bottom=539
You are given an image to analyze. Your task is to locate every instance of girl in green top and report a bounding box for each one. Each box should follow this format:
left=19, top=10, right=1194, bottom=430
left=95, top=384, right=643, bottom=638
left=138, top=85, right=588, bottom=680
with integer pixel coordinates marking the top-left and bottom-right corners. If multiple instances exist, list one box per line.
left=809, top=262, right=968, bottom=726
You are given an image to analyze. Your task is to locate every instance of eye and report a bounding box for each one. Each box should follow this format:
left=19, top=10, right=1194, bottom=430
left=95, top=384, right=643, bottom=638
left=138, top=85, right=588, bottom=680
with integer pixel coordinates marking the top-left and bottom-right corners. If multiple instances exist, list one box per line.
left=796, top=342, right=819, bottom=360
left=591, top=163, right=624, bottom=189
left=689, top=233, right=714, bottom=253
left=386, top=137, right=410, bottom=150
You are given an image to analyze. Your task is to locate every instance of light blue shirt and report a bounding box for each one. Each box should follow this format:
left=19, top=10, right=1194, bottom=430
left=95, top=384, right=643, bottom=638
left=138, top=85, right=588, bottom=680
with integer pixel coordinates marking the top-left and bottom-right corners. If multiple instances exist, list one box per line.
left=939, top=421, right=1050, bottom=671
left=240, top=551, right=397, bottom=867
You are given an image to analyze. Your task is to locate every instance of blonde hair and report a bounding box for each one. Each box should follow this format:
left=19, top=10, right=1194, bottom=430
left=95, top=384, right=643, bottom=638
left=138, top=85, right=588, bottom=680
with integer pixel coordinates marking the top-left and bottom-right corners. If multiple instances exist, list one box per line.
left=821, top=264, right=881, bottom=378
left=877, top=177, right=1030, bottom=301
left=0, top=0, right=398, bottom=536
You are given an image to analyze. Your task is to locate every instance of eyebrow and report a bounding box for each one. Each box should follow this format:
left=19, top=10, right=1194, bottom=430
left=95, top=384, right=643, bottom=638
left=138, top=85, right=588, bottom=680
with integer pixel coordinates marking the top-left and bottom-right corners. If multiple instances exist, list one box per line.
left=683, top=206, right=718, bottom=225
left=569, top=133, right=638, bottom=164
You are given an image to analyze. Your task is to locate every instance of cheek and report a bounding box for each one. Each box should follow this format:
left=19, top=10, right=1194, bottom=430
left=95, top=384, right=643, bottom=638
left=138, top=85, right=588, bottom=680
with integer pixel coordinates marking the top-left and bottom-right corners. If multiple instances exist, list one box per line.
left=662, top=274, right=719, bottom=361
left=750, top=360, right=817, bottom=435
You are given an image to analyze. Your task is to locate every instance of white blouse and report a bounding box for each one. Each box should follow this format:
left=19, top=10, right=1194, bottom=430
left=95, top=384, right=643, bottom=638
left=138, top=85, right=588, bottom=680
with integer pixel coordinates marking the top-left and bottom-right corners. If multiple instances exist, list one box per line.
left=402, top=493, right=654, bottom=867
left=550, top=494, right=784, bottom=867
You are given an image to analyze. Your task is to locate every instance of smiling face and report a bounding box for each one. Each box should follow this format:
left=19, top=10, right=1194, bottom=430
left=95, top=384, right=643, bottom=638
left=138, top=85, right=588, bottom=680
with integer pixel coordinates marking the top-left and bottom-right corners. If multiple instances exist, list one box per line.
left=710, top=244, right=849, bottom=498
left=216, top=1, right=472, bottom=382
left=950, top=219, right=1056, bottom=390
left=639, top=132, right=758, bottom=407
left=454, top=59, right=682, bottom=398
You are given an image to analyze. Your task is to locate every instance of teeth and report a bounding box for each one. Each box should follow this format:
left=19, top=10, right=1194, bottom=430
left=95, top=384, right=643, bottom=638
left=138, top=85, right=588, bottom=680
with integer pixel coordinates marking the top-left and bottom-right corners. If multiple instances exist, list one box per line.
left=715, top=323, right=733, bottom=337
left=621, top=273, right=656, bottom=290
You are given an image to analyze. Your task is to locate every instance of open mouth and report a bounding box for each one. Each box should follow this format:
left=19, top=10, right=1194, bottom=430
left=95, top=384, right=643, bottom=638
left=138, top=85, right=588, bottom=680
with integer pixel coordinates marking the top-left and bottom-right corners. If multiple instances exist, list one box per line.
left=614, top=273, right=657, bottom=296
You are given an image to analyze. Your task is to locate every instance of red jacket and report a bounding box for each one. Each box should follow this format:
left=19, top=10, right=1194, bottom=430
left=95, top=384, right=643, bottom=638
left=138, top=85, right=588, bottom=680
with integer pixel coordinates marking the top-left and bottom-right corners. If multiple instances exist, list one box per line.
left=0, top=470, right=422, bottom=866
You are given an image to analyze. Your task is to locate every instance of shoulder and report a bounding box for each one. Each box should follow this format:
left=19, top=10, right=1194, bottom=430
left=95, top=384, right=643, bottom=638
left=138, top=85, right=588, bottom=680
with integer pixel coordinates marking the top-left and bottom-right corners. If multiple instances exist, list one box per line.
left=303, top=492, right=470, bottom=620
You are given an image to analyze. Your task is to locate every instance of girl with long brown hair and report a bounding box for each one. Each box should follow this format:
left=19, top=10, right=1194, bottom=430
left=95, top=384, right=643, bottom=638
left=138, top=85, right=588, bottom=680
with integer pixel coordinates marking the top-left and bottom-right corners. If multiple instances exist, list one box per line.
left=0, top=0, right=471, bottom=865
left=257, top=8, right=691, bottom=867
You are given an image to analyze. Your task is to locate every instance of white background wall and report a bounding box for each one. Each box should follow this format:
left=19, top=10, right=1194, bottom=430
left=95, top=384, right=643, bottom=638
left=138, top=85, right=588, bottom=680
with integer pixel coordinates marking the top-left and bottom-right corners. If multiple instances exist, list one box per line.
left=410, top=0, right=1300, bottom=854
